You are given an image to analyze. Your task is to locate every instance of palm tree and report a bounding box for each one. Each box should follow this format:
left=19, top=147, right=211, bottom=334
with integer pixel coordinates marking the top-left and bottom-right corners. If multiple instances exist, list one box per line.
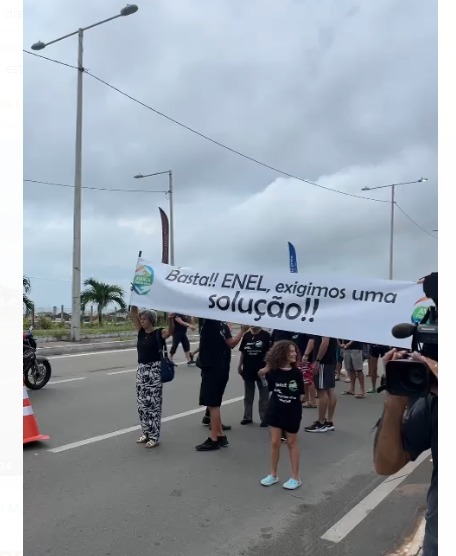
left=81, top=278, right=126, bottom=326
left=23, top=276, right=34, bottom=315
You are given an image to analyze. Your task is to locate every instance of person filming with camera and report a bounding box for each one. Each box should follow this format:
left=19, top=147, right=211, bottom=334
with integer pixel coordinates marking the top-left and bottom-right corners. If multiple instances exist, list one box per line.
left=374, top=341, right=438, bottom=553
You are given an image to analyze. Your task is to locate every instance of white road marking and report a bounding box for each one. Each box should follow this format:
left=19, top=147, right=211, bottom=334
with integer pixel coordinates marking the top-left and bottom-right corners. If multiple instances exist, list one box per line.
left=107, top=361, right=189, bottom=375
left=106, top=368, right=136, bottom=375
left=320, top=449, right=431, bottom=543
left=49, top=377, right=87, bottom=385
left=48, top=348, right=136, bottom=359
left=48, top=396, right=244, bottom=453
left=47, top=340, right=200, bottom=360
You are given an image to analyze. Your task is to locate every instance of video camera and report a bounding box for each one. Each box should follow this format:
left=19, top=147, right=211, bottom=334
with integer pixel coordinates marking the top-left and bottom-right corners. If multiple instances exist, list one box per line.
left=381, top=272, right=438, bottom=398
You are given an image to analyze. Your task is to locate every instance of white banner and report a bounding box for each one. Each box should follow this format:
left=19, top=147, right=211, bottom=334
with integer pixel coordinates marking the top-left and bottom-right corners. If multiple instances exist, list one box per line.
left=129, top=258, right=432, bottom=348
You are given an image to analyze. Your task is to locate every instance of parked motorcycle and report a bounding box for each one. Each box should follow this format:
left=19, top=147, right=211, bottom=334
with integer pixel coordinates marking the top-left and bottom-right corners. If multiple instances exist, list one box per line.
left=23, top=326, right=52, bottom=389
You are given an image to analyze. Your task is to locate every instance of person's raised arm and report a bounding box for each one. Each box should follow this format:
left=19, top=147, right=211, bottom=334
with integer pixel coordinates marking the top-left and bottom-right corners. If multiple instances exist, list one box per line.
left=225, top=325, right=250, bottom=349
left=131, top=305, right=141, bottom=332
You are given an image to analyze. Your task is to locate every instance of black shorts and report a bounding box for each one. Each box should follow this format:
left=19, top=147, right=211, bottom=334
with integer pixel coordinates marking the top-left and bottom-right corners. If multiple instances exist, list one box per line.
left=314, top=363, right=336, bottom=390
left=267, top=415, right=302, bottom=434
left=199, top=367, right=229, bottom=408
left=369, top=345, right=389, bottom=359
left=170, top=333, right=190, bottom=355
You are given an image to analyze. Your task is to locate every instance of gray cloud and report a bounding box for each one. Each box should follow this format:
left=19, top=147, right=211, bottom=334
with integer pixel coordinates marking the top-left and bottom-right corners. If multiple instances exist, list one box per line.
left=23, top=0, right=437, bottom=309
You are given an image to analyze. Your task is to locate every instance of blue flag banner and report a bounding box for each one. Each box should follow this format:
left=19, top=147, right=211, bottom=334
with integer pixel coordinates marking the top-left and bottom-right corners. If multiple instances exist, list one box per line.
left=288, top=242, right=298, bottom=273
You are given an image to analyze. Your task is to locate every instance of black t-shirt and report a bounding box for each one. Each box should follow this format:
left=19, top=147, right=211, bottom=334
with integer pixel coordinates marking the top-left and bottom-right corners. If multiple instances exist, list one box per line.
left=199, top=320, right=232, bottom=371
left=271, top=329, right=294, bottom=344
left=290, top=333, right=309, bottom=359
left=239, top=329, right=271, bottom=380
left=343, top=340, right=363, bottom=350
left=312, top=336, right=338, bottom=364
left=137, top=328, right=163, bottom=364
left=266, top=368, right=304, bottom=420
left=402, top=395, right=438, bottom=556
left=174, top=314, right=189, bottom=336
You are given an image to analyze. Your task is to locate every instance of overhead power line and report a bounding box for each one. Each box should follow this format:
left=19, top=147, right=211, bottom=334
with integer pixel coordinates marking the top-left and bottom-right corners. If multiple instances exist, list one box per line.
left=23, top=49, right=388, bottom=204
left=23, top=49, right=437, bottom=239
left=24, top=179, right=168, bottom=194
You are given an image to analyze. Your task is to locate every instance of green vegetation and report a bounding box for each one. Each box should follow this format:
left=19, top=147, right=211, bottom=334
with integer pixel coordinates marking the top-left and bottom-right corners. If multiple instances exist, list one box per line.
left=81, top=278, right=126, bottom=326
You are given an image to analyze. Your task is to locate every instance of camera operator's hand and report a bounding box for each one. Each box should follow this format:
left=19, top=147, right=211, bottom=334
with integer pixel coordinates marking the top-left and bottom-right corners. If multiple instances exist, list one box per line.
left=382, top=348, right=409, bottom=364
left=408, top=352, right=438, bottom=379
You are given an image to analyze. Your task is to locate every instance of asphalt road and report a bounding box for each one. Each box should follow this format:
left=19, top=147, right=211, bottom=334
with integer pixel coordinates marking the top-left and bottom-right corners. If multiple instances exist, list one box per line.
left=24, top=347, right=431, bottom=556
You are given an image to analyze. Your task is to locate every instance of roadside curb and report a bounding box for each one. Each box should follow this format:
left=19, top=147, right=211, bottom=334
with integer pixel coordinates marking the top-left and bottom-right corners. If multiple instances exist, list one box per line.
left=386, top=515, right=425, bottom=556
left=37, top=339, right=137, bottom=356
left=37, top=334, right=201, bottom=356
left=406, top=517, right=425, bottom=556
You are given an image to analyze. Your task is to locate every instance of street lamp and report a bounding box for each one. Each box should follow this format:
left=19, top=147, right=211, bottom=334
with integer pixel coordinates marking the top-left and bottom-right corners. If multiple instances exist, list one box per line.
left=361, top=178, right=428, bottom=280
left=31, top=5, right=139, bottom=342
left=134, top=171, right=175, bottom=265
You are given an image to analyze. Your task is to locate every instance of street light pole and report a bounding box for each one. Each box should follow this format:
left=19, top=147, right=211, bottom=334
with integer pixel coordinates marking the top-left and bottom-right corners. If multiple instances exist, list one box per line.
left=31, top=5, right=139, bottom=341
left=389, top=185, right=395, bottom=280
left=362, top=178, right=428, bottom=280
left=72, top=28, right=84, bottom=342
left=168, top=171, right=175, bottom=266
left=134, top=170, right=175, bottom=265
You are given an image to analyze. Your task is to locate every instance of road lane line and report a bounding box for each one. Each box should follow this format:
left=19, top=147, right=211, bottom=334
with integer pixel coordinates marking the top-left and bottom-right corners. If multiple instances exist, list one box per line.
left=48, top=395, right=244, bottom=453
left=46, top=341, right=200, bottom=360
left=106, top=362, right=189, bottom=375
left=106, top=368, right=136, bottom=375
left=320, top=449, right=431, bottom=543
left=48, top=348, right=136, bottom=359
left=49, top=377, right=87, bottom=385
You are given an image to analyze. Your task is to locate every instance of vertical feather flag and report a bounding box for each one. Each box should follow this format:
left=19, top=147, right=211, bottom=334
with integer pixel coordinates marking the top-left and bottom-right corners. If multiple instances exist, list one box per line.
left=288, top=242, right=298, bottom=273
left=159, top=207, right=170, bottom=264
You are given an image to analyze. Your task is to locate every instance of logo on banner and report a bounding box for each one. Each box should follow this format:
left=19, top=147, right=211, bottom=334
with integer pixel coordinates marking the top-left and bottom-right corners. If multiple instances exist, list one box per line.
left=132, top=265, right=154, bottom=295
left=411, top=296, right=433, bottom=324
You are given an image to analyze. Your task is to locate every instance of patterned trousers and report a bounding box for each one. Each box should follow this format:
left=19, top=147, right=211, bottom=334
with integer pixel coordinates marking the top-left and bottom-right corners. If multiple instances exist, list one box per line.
left=136, top=362, right=163, bottom=442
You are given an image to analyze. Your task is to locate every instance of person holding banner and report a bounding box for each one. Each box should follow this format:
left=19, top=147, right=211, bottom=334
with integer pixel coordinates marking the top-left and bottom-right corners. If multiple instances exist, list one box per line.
left=196, top=320, right=249, bottom=451
left=131, top=306, right=174, bottom=448
left=238, top=326, right=271, bottom=426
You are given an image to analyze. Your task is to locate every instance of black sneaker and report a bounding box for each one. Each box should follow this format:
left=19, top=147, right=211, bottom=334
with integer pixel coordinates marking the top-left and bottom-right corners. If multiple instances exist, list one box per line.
left=202, top=416, right=210, bottom=426
left=305, top=421, right=328, bottom=433
left=325, top=420, right=335, bottom=431
left=240, top=419, right=253, bottom=425
left=195, top=437, right=220, bottom=451
left=218, top=435, right=229, bottom=447
left=209, top=423, right=232, bottom=431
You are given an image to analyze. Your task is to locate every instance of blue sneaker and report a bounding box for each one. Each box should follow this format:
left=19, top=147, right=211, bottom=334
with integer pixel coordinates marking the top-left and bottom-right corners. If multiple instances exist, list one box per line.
left=260, top=474, right=279, bottom=487
left=283, top=478, right=302, bottom=490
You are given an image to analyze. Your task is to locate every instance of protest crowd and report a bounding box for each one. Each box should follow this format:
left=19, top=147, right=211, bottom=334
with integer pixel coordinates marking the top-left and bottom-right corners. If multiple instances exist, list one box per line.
left=132, top=309, right=384, bottom=468
left=130, top=297, right=438, bottom=556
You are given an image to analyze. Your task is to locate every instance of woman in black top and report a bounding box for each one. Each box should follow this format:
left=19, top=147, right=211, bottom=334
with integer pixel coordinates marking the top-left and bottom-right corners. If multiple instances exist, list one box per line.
left=131, top=306, right=174, bottom=448
left=259, top=341, right=304, bottom=490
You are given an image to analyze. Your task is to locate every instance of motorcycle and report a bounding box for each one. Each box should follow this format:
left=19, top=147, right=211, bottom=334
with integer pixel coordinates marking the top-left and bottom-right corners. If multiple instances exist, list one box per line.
left=23, top=326, right=52, bottom=389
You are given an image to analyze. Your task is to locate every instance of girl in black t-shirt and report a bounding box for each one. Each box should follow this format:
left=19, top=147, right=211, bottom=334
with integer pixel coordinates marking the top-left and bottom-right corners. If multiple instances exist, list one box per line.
left=131, top=306, right=174, bottom=448
left=259, top=341, right=304, bottom=490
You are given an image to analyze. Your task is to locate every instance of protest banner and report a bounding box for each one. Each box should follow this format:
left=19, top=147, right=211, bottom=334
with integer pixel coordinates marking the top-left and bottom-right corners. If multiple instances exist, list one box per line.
left=129, top=258, right=430, bottom=348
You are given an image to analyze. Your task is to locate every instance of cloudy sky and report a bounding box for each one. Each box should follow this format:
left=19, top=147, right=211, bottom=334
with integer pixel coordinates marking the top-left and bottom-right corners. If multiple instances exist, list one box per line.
left=23, top=0, right=438, bottom=311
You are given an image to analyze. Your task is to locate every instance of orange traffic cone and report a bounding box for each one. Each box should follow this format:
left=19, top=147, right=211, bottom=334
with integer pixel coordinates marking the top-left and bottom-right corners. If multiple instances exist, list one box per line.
left=23, top=383, right=49, bottom=444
